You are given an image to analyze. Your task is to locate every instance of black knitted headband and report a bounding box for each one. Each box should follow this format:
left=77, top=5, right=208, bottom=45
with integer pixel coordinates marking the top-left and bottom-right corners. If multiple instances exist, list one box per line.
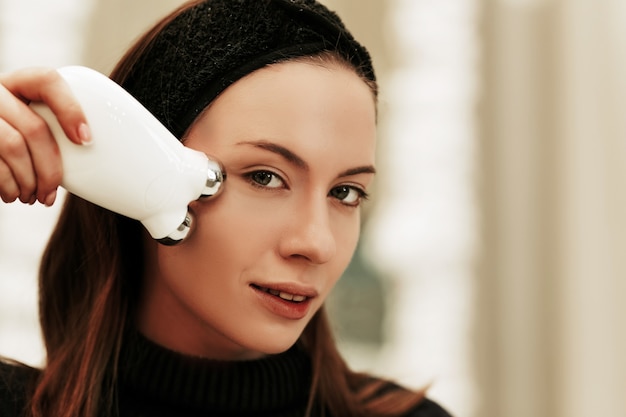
left=121, top=0, right=376, bottom=139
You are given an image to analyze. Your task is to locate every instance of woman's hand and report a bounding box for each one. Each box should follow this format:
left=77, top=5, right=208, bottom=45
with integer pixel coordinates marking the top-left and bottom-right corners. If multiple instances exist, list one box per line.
left=0, top=67, right=90, bottom=206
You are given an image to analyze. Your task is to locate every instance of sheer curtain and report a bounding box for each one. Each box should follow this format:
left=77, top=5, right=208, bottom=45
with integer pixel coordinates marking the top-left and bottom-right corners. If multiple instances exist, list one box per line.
left=477, top=0, right=626, bottom=416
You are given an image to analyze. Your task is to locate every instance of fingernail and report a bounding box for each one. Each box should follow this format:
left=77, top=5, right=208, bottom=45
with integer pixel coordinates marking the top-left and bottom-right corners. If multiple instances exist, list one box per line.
left=78, top=123, right=92, bottom=145
left=29, top=195, right=37, bottom=205
left=44, top=190, right=57, bottom=207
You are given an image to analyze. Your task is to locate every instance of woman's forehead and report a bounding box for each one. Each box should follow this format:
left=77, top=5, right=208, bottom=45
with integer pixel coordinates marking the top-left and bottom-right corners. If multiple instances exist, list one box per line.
left=184, top=61, right=377, bottom=169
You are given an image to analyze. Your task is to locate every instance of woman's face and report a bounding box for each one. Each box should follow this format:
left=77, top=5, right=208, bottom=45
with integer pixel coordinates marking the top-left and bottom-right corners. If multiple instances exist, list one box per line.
left=138, top=59, right=377, bottom=360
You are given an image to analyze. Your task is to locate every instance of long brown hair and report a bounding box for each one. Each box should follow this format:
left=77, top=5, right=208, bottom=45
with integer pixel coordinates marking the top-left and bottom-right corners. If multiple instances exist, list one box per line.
left=29, top=1, right=424, bottom=416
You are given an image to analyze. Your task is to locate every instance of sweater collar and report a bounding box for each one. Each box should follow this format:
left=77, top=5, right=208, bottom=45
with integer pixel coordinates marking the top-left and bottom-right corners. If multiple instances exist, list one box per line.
left=117, top=330, right=312, bottom=415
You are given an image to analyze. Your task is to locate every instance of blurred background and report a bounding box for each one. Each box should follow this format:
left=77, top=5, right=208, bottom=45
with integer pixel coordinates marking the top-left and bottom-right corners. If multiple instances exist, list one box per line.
left=1, top=0, right=625, bottom=416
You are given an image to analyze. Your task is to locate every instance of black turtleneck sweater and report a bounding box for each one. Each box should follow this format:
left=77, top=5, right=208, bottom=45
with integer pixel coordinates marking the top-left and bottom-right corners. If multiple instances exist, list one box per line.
left=117, top=332, right=313, bottom=416
left=0, top=332, right=452, bottom=417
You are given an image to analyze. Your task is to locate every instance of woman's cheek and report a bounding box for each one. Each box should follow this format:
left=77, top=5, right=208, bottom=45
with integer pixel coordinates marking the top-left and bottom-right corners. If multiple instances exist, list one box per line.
left=188, top=187, right=289, bottom=245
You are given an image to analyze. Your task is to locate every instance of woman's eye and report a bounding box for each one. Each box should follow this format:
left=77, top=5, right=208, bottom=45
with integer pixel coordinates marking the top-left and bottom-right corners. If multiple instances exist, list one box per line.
left=246, top=170, right=284, bottom=189
left=329, top=185, right=368, bottom=207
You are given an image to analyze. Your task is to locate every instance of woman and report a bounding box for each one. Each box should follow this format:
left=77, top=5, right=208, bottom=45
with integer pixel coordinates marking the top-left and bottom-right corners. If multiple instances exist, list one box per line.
left=0, top=1, right=452, bottom=416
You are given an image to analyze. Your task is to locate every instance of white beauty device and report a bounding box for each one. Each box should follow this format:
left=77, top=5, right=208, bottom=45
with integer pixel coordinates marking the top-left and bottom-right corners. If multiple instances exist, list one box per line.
left=31, top=66, right=225, bottom=245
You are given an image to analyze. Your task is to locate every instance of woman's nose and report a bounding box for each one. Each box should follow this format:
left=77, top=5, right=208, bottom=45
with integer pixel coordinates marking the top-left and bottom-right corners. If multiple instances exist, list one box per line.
left=278, top=199, right=336, bottom=265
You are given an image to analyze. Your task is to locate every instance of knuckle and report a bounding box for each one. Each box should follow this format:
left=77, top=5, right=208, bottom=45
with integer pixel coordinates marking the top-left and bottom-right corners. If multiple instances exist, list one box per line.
left=21, top=116, right=49, bottom=141
left=39, top=68, right=61, bottom=85
left=40, top=167, right=62, bottom=189
left=0, top=130, right=26, bottom=157
left=20, top=175, right=37, bottom=196
left=1, top=194, right=18, bottom=203
left=65, top=101, right=83, bottom=117
left=0, top=167, right=19, bottom=203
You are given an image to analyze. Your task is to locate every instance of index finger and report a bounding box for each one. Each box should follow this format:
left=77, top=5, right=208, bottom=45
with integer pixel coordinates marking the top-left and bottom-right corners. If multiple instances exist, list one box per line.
left=0, top=67, right=91, bottom=145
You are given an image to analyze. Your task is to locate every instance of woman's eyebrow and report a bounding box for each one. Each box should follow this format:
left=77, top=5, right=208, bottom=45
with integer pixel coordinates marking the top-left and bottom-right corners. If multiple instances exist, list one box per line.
left=237, top=140, right=308, bottom=170
left=337, top=165, right=376, bottom=178
left=236, top=139, right=376, bottom=177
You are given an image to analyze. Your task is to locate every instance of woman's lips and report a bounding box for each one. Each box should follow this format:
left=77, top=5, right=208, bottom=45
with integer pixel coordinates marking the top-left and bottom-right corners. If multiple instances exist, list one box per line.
left=249, top=283, right=317, bottom=320
left=255, top=285, right=308, bottom=302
